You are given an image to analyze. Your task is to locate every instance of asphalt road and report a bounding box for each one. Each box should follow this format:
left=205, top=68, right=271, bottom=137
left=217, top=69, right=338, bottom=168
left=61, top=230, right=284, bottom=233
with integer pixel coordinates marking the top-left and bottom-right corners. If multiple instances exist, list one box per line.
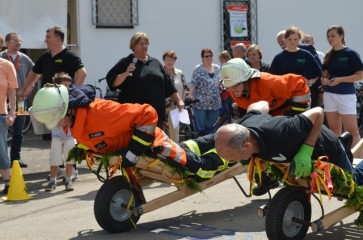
left=1, top=130, right=363, bottom=240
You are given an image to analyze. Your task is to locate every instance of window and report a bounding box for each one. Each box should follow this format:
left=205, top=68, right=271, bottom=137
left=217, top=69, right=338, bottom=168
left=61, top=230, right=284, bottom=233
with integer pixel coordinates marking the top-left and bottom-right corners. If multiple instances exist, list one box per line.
left=92, top=0, right=138, bottom=28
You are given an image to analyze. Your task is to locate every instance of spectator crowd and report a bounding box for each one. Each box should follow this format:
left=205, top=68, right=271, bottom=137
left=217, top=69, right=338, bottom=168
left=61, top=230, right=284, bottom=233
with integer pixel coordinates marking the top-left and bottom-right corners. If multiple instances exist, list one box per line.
left=1, top=24, right=363, bottom=195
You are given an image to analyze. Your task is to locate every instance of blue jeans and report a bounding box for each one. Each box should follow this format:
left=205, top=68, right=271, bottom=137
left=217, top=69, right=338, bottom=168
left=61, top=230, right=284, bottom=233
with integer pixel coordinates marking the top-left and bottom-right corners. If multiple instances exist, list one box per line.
left=0, top=115, right=11, bottom=169
left=192, top=108, right=220, bottom=132
left=338, top=142, right=363, bottom=185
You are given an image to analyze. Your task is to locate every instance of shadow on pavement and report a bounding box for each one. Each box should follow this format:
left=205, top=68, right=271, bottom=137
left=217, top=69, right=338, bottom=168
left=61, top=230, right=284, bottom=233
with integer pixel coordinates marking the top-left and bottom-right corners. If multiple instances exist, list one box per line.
left=21, top=138, right=50, bottom=149
left=305, top=221, right=363, bottom=240
left=68, top=200, right=269, bottom=240
left=2, top=167, right=98, bottom=202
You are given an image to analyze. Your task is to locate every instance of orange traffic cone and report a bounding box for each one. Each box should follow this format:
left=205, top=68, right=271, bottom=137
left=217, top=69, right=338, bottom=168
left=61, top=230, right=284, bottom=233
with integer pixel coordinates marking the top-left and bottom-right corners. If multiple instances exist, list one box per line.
left=2, top=160, right=33, bottom=201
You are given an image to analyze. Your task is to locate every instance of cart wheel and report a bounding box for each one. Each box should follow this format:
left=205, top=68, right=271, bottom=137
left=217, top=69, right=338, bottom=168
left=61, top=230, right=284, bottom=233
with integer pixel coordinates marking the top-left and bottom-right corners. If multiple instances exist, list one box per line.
left=94, top=176, right=143, bottom=233
left=266, top=186, right=311, bottom=240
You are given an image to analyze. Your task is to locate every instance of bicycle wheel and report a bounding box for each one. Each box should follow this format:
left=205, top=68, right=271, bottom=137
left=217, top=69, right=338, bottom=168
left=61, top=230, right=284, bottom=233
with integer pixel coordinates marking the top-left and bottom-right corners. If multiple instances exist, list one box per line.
left=23, top=115, right=32, bottom=133
left=7, top=115, right=32, bottom=142
left=214, top=114, right=229, bottom=128
left=6, top=128, right=13, bottom=142
left=204, top=114, right=229, bottom=135
left=179, top=123, right=197, bottom=141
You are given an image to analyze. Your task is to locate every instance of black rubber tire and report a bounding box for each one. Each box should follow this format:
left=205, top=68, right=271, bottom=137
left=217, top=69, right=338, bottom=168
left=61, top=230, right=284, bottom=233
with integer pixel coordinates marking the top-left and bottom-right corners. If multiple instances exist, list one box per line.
left=265, top=186, right=311, bottom=240
left=6, top=129, right=13, bottom=142
left=213, top=114, right=229, bottom=130
left=179, top=123, right=198, bottom=141
left=7, top=115, right=32, bottom=142
left=23, top=115, right=32, bottom=133
left=94, top=176, right=143, bottom=233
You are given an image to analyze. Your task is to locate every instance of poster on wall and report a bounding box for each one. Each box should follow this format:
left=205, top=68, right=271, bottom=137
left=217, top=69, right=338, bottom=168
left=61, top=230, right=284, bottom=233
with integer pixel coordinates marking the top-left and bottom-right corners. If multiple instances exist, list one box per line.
left=228, top=5, right=248, bottom=37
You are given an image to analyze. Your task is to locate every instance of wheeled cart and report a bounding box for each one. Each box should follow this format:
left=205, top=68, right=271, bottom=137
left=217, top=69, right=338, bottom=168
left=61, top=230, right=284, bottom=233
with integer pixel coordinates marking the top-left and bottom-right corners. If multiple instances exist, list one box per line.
left=259, top=139, right=363, bottom=240
left=82, top=139, right=363, bottom=238
left=90, top=154, right=247, bottom=233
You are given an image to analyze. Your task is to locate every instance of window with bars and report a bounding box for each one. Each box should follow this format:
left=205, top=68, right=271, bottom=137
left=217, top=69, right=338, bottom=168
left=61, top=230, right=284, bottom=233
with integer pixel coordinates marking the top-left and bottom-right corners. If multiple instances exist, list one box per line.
left=221, top=0, right=257, bottom=52
left=92, top=0, right=138, bottom=28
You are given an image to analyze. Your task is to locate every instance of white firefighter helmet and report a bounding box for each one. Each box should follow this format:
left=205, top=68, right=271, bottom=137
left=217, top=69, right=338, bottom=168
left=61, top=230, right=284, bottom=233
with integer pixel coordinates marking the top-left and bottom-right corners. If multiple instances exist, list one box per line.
left=220, top=58, right=260, bottom=88
left=29, top=84, right=69, bottom=130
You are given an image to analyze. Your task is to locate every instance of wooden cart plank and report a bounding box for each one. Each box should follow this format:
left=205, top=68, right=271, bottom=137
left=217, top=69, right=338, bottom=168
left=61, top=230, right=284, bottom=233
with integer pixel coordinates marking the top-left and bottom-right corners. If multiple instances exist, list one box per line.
left=141, top=164, right=246, bottom=214
left=310, top=205, right=357, bottom=232
left=352, top=138, right=363, bottom=158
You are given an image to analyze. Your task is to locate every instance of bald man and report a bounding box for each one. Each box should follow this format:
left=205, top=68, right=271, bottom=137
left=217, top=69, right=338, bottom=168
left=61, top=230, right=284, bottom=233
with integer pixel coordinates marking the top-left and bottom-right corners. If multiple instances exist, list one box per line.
left=276, top=30, right=286, bottom=50
left=215, top=101, right=363, bottom=194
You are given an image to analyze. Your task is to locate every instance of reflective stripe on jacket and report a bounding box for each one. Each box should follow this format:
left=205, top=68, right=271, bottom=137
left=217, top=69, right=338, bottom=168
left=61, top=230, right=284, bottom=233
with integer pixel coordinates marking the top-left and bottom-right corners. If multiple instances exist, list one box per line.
left=152, top=128, right=187, bottom=166
left=195, top=148, right=229, bottom=180
left=180, top=137, right=230, bottom=180
left=183, top=139, right=201, bottom=156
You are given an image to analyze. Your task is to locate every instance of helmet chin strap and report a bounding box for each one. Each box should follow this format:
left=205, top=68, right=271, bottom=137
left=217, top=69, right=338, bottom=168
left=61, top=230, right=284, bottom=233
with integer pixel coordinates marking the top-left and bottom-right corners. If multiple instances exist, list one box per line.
left=54, top=84, right=67, bottom=116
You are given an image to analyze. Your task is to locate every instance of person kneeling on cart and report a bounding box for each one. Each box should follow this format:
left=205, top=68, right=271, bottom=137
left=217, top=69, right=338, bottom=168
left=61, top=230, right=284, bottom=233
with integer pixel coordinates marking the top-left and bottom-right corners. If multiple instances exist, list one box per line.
left=215, top=100, right=363, bottom=191
left=29, top=84, right=232, bottom=182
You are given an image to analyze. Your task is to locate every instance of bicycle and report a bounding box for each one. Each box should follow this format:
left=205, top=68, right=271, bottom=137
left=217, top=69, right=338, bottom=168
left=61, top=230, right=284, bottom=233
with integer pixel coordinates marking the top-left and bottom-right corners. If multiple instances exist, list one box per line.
left=178, top=88, right=238, bottom=141
left=7, top=99, right=32, bottom=142
left=94, top=77, right=120, bottom=101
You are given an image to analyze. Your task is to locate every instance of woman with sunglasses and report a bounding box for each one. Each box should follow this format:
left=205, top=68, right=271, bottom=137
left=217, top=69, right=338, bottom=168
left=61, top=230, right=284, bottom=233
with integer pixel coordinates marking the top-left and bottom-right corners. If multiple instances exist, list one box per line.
left=188, top=48, right=221, bottom=131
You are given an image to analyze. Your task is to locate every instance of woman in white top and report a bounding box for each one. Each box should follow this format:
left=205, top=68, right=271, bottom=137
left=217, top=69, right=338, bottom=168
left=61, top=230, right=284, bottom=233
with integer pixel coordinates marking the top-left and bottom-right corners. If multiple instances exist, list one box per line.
left=163, top=50, right=188, bottom=143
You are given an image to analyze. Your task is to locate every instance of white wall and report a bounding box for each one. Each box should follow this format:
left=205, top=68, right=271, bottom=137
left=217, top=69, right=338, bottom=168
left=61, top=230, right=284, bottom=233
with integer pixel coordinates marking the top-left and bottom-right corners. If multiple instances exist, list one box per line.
left=78, top=0, right=363, bottom=89
left=78, top=0, right=221, bottom=88
left=0, top=0, right=67, bottom=49
left=257, top=0, right=363, bottom=64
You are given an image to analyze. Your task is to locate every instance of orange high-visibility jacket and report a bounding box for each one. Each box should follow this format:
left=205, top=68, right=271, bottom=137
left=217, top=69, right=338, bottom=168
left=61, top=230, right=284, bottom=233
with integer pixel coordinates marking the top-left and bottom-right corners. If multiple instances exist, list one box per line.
left=70, top=98, right=229, bottom=179
left=70, top=99, right=158, bottom=154
left=230, top=72, right=311, bottom=116
left=70, top=99, right=189, bottom=166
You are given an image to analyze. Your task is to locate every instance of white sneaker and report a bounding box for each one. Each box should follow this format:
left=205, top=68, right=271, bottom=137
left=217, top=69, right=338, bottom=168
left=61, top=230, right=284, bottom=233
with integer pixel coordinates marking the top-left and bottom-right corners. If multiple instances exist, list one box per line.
left=46, top=168, right=65, bottom=181
left=71, top=168, right=78, bottom=182
left=45, top=181, right=56, bottom=192
left=57, top=168, right=65, bottom=178
left=65, top=181, right=74, bottom=191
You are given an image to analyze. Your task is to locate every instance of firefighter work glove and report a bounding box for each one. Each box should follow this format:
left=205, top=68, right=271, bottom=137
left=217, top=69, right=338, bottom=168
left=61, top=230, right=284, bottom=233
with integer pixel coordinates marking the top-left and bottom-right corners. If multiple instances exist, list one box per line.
left=114, top=149, right=136, bottom=168
left=129, top=129, right=155, bottom=156
left=121, top=151, right=137, bottom=168
left=290, top=143, right=314, bottom=177
left=120, top=129, right=155, bottom=168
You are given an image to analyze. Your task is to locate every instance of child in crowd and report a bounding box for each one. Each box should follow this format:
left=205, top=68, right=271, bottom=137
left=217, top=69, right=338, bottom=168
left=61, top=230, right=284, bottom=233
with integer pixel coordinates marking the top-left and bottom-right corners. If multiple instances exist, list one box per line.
left=45, top=72, right=76, bottom=191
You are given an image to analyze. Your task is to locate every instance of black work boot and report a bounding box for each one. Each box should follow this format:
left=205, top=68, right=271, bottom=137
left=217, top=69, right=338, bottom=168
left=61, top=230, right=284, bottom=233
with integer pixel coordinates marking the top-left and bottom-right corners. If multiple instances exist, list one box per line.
left=252, top=172, right=279, bottom=196
left=12, top=160, right=28, bottom=168
left=339, top=132, right=353, bottom=164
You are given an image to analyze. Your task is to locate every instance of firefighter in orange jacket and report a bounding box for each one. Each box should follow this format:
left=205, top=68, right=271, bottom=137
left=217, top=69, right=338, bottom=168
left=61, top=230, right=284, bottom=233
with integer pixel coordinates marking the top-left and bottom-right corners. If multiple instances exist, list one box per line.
left=29, top=84, right=231, bottom=181
left=221, top=58, right=311, bottom=116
